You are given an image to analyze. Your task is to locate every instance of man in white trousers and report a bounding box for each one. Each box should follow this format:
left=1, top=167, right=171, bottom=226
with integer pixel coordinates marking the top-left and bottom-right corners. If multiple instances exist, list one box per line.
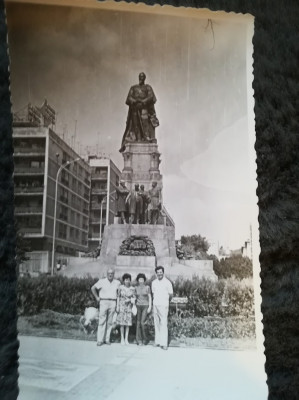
left=91, top=268, right=120, bottom=346
left=151, top=266, right=173, bottom=350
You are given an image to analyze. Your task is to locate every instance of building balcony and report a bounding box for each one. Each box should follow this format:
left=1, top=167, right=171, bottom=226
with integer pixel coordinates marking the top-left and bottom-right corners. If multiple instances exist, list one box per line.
left=20, top=227, right=42, bottom=234
left=88, top=235, right=100, bottom=240
left=14, top=147, right=45, bottom=155
left=92, top=176, right=107, bottom=182
left=91, top=188, right=107, bottom=195
left=15, top=206, right=43, bottom=214
left=14, top=186, right=44, bottom=194
left=14, top=167, right=44, bottom=175
left=91, top=201, right=107, bottom=210
left=90, top=218, right=101, bottom=225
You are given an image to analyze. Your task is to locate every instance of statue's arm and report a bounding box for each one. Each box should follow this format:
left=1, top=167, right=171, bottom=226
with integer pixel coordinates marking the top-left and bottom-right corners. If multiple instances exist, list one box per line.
left=142, top=85, right=157, bottom=105
left=120, top=186, right=129, bottom=195
left=126, top=87, right=137, bottom=106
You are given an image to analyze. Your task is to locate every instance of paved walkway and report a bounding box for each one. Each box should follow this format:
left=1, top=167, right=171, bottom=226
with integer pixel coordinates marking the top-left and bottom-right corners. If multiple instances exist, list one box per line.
left=18, top=336, right=268, bottom=400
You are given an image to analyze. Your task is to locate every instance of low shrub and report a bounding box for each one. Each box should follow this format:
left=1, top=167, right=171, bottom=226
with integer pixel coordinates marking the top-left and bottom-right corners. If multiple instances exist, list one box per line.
left=27, top=309, right=80, bottom=329
left=172, top=276, right=254, bottom=317
left=18, top=275, right=98, bottom=315
left=168, top=316, right=256, bottom=339
left=144, top=313, right=255, bottom=340
left=20, top=310, right=255, bottom=340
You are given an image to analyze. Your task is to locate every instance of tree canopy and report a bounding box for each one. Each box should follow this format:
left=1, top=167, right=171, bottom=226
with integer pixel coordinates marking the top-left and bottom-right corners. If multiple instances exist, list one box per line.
left=213, top=254, right=253, bottom=280
left=180, top=234, right=210, bottom=259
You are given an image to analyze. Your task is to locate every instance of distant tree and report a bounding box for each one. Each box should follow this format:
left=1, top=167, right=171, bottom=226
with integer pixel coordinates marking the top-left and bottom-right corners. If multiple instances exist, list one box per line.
left=215, top=255, right=253, bottom=280
left=180, top=234, right=210, bottom=258
left=15, top=223, right=30, bottom=267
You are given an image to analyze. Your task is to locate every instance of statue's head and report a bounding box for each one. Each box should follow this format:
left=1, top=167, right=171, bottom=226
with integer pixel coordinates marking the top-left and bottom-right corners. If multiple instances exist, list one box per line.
left=135, top=183, right=140, bottom=190
left=120, top=179, right=126, bottom=187
left=140, top=184, right=145, bottom=191
left=139, top=72, right=146, bottom=84
left=152, top=181, right=157, bottom=188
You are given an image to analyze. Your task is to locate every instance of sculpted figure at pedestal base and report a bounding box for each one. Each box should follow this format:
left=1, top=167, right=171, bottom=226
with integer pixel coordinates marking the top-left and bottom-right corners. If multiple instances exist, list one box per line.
left=148, top=181, right=162, bottom=225
left=116, top=180, right=129, bottom=224
left=127, top=184, right=143, bottom=224
left=120, top=72, right=159, bottom=153
left=140, top=184, right=151, bottom=224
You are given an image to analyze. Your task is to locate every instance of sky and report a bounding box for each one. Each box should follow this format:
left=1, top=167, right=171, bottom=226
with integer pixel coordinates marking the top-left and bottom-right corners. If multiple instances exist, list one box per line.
left=6, top=1, right=257, bottom=249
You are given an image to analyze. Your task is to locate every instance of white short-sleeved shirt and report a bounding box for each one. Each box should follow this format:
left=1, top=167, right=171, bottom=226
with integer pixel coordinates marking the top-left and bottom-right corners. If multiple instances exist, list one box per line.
left=94, top=278, right=120, bottom=300
left=151, top=277, right=173, bottom=306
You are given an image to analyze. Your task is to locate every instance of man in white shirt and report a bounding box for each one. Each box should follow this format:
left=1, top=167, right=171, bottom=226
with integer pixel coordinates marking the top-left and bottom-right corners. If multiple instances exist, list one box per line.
left=151, top=266, right=173, bottom=350
left=91, top=268, right=120, bottom=346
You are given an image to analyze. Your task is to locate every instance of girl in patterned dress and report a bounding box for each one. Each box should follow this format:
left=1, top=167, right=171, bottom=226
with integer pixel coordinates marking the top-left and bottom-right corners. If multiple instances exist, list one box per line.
left=116, top=273, right=136, bottom=345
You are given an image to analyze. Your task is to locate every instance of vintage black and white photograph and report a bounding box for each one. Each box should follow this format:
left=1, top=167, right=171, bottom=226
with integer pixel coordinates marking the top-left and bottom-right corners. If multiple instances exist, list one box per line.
left=6, top=0, right=267, bottom=398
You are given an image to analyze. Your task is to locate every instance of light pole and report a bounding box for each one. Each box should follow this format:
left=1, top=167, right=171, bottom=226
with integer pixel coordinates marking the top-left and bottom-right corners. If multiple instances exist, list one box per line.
left=99, top=190, right=115, bottom=245
left=51, top=157, right=81, bottom=276
left=99, top=196, right=105, bottom=244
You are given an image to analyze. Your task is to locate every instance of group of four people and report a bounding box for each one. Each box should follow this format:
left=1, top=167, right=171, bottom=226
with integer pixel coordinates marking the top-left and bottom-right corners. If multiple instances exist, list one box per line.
left=91, top=266, right=173, bottom=349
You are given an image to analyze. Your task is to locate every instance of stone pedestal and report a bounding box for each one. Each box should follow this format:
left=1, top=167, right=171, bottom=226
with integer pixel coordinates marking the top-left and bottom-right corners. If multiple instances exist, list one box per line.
left=99, top=224, right=177, bottom=269
left=116, top=255, right=156, bottom=267
left=121, top=142, right=162, bottom=191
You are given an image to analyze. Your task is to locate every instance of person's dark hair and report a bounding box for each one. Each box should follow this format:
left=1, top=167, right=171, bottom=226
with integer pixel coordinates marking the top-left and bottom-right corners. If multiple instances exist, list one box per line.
left=136, top=273, right=146, bottom=282
left=155, top=266, right=164, bottom=273
left=122, top=273, right=131, bottom=281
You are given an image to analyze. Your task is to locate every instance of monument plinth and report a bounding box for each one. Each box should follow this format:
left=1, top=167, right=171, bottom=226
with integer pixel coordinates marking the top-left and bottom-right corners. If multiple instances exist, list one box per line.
left=121, top=142, right=162, bottom=191
left=99, top=224, right=176, bottom=268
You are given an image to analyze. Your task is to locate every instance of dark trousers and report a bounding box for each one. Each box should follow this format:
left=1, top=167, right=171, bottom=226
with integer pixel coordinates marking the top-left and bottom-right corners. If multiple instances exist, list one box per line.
left=136, top=305, right=148, bottom=343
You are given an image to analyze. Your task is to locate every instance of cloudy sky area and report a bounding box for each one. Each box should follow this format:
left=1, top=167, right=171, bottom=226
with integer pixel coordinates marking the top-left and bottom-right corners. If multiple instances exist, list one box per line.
left=6, top=2, right=256, bottom=249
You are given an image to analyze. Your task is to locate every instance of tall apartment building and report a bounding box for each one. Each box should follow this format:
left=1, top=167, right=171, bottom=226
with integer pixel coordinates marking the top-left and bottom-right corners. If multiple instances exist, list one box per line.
left=13, top=105, right=91, bottom=274
left=88, top=156, right=121, bottom=251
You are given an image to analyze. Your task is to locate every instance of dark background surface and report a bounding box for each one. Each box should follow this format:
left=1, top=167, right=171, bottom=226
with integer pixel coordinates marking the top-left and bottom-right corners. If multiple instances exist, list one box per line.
left=0, top=0, right=299, bottom=399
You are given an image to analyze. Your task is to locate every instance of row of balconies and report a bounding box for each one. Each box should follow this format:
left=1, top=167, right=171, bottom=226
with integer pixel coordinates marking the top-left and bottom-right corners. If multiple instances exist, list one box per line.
left=91, top=201, right=107, bottom=210
left=19, top=227, right=41, bottom=234
left=14, top=166, right=44, bottom=174
left=91, top=187, right=107, bottom=194
left=14, top=146, right=45, bottom=155
left=14, top=186, right=44, bottom=194
left=15, top=206, right=43, bottom=214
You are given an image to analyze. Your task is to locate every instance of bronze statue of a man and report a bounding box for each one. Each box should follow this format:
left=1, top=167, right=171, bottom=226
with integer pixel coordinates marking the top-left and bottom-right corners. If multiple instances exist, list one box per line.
left=115, top=180, right=129, bottom=224
left=148, top=181, right=162, bottom=225
left=126, top=183, right=143, bottom=224
left=139, top=184, right=151, bottom=224
left=120, top=72, right=159, bottom=152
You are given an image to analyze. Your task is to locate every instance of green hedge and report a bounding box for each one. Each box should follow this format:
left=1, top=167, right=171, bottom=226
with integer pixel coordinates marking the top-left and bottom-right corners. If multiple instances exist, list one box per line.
left=17, top=275, right=255, bottom=318
left=172, top=276, right=254, bottom=317
left=18, top=275, right=98, bottom=315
